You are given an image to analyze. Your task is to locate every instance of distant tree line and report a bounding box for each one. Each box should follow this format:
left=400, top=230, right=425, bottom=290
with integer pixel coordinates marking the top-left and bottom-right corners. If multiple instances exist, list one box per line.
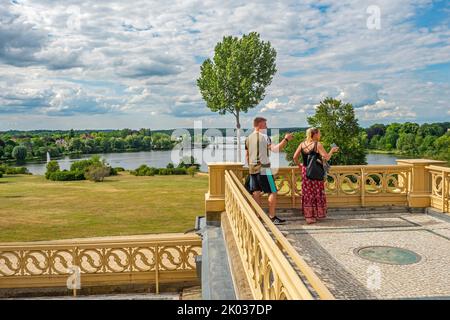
left=0, top=128, right=176, bottom=163
left=364, top=122, right=450, bottom=162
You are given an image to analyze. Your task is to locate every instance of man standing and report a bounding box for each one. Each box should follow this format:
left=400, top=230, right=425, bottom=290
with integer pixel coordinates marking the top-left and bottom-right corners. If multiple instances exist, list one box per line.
left=245, top=117, right=293, bottom=224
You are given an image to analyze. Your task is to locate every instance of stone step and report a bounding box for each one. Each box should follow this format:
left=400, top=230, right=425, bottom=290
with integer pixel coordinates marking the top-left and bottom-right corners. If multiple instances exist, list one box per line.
left=271, top=206, right=419, bottom=218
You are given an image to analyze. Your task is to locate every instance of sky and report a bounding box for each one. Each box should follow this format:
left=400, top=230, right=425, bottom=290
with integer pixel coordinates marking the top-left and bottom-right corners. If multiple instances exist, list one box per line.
left=0, top=0, right=449, bottom=130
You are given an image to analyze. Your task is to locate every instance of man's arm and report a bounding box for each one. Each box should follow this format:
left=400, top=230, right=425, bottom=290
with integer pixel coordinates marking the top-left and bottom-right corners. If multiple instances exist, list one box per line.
left=270, top=133, right=293, bottom=153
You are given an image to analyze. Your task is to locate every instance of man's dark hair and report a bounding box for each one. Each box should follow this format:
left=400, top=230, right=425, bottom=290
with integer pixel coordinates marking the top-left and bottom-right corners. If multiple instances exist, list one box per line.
left=253, top=117, right=267, bottom=127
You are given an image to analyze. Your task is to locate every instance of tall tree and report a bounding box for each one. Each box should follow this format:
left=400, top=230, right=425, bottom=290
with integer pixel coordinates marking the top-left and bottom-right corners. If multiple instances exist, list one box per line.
left=308, top=97, right=367, bottom=165
left=197, top=31, right=277, bottom=162
left=12, top=145, right=27, bottom=162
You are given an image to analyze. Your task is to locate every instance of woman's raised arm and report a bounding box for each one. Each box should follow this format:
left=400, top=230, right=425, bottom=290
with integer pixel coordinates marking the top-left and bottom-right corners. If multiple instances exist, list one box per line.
left=317, top=142, right=338, bottom=161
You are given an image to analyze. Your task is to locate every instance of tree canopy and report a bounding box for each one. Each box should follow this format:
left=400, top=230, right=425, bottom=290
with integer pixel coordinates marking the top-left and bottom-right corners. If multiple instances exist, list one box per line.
left=307, top=98, right=367, bottom=165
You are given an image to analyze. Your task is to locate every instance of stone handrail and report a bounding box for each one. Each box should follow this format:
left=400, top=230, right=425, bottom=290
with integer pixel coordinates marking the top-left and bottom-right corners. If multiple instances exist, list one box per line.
left=224, top=170, right=331, bottom=300
left=205, top=160, right=450, bottom=215
left=426, top=165, right=450, bottom=213
left=0, top=234, right=201, bottom=293
left=227, top=170, right=334, bottom=300
left=239, top=165, right=412, bottom=208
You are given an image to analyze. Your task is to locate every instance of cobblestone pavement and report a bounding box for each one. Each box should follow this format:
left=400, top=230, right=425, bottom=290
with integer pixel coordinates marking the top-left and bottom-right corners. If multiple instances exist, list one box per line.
left=276, top=210, right=450, bottom=300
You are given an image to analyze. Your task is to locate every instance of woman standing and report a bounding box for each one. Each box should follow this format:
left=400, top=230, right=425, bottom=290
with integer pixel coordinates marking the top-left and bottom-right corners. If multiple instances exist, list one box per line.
left=293, top=128, right=339, bottom=224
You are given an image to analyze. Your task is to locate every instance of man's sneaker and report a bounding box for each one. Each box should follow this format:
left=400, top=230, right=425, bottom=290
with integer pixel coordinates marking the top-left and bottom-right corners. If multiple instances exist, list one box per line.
left=270, top=216, right=286, bottom=225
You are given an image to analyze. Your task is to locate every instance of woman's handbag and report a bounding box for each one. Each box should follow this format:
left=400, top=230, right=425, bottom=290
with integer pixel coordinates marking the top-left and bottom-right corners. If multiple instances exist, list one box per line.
left=306, top=142, right=325, bottom=181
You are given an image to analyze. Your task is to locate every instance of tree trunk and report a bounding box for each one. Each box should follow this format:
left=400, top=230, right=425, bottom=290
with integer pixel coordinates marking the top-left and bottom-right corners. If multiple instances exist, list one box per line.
left=236, top=111, right=242, bottom=163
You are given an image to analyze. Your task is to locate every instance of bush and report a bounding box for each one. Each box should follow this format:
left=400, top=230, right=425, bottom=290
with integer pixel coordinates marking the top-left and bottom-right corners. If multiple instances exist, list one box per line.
left=166, top=163, right=175, bottom=169
left=84, top=164, right=110, bottom=182
left=177, top=156, right=200, bottom=169
left=45, top=160, right=60, bottom=179
left=12, top=145, right=27, bottom=162
left=187, top=166, right=198, bottom=177
left=173, top=168, right=187, bottom=175
left=48, top=170, right=85, bottom=181
left=70, top=159, right=95, bottom=172
left=109, top=167, right=124, bottom=176
left=131, top=164, right=157, bottom=176
left=131, top=164, right=187, bottom=176
left=0, top=165, right=30, bottom=175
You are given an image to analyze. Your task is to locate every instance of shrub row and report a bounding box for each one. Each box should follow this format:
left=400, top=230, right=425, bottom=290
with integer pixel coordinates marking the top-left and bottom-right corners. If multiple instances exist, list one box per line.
left=45, top=157, right=120, bottom=182
left=0, top=165, right=30, bottom=175
left=130, top=165, right=188, bottom=176
left=47, top=170, right=86, bottom=181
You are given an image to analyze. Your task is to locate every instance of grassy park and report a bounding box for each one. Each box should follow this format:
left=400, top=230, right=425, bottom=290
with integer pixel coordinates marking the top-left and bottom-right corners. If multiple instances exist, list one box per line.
left=0, top=172, right=208, bottom=243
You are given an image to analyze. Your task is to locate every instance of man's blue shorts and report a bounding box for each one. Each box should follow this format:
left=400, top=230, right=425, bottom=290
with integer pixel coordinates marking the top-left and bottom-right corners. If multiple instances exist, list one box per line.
left=245, top=168, right=277, bottom=194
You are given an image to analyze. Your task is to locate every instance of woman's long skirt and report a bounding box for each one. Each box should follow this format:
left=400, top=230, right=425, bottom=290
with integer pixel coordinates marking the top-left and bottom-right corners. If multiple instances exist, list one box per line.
left=301, top=165, right=327, bottom=219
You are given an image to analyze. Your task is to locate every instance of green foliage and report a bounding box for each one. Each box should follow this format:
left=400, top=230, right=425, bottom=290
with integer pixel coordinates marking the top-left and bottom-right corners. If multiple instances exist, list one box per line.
left=12, top=145, right=27, bottom=162
left=197, top=31, right=277, bottom=130
left=307, top=98, right=367, bottom=165
left=47, top=170, right=85, bottom=181
left=177, top=156, right=200, bottom=169
left=70, top=158, right=96, bottom=172
left=130, top=164, right=188, bottom=176
left=166, top=162, right=175, bottom=169
left=365, top=122, right=450, bottom=163
left=0, top=129, right=176, bottom=162
left=131, top=164, right=157, bottom=176
left=84, top=164, right=110, bottom=182
left=366, top=124, right=386, bottom=140
left=109, top=167, right=124, bottom=176
left=283, top=131, right=306, bottom=165
left=45, top=156, right=112, bottom=182
left=187, top=166, right=198, bottom=177
left=45, top=160, right=60, bottom=179
left=0, top=164, right=29, bottom=175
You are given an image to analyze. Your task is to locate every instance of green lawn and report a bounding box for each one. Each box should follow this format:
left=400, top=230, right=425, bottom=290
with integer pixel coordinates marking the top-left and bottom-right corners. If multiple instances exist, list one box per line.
left=0, top=172, right=208, bottom=243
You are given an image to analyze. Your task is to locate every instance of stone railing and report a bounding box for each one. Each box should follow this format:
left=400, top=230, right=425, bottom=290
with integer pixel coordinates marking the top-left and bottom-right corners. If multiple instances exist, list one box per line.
left=224, top=170, right=333, bottom=299
left=0, top=234, right=201, bottom=294
left=205, top=159, right=449, bottom=215
left=427, top=165, right=450, bottom=213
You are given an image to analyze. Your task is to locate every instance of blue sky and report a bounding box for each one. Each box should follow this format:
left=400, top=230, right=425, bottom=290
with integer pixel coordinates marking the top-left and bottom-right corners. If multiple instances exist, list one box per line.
left=0, top=0, right=449, bottom=130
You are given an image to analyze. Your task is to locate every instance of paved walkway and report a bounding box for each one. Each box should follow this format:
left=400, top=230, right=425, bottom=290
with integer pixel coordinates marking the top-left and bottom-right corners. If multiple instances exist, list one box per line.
left=275, top=209, right=450, bottom=300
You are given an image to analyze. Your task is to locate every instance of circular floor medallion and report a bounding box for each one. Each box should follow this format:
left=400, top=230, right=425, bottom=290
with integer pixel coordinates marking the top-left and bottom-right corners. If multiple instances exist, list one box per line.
left=354, top=246, right=421, bottom=265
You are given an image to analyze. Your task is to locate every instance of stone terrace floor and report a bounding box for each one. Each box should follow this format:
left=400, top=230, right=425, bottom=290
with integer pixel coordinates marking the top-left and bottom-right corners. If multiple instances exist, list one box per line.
left=274, top=207, right=450, bottom=300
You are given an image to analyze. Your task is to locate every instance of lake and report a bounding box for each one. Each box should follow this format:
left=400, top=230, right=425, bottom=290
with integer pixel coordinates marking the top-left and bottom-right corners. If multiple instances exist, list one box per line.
left=21, top=144, right=403, bottom=176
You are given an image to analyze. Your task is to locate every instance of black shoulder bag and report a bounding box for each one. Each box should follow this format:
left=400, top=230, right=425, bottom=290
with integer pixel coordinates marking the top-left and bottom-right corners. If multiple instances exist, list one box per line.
left=306, top=142, right=325, bottom=181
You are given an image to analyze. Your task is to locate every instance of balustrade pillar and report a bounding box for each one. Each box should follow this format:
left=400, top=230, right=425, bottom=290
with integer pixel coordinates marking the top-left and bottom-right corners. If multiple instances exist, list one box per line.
left=396, top=159, right=447, bottom=208
left=205, top=162, right=244, bottom=222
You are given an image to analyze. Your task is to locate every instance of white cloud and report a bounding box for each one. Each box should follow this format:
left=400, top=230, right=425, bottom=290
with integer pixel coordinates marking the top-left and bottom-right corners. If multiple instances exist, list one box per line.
left=0, top=0, right=449, bottom=129
left=357, top=99, right=416, bottom=120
